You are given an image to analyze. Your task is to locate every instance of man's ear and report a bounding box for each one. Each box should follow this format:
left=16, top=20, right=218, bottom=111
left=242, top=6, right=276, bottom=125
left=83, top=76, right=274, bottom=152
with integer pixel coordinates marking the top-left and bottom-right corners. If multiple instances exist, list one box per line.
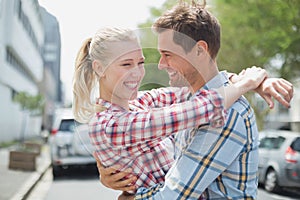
left=196, top=41, right=208, bottom=56
left=92, top=60, right=105, bottom=77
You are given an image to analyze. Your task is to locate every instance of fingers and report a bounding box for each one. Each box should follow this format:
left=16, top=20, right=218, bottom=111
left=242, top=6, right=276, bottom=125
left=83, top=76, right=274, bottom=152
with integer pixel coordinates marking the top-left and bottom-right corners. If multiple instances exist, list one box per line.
left=269, top=79, right=293, bottom=108
left=278, top=78, right=294, bottom=102
left=255, top=77, right=294, bottom=109
left=93, top=151, right=136, bottom=192
left=260, top=93, right=274, bottom=109
left=112, top=176, right=137, bottom=191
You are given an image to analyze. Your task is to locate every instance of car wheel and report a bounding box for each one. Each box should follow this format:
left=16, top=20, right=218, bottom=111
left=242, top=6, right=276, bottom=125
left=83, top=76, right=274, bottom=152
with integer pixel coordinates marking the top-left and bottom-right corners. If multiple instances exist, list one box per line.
left=52, top=165, right=62, bottom=179
left=264, top=169, right=280, bottom=193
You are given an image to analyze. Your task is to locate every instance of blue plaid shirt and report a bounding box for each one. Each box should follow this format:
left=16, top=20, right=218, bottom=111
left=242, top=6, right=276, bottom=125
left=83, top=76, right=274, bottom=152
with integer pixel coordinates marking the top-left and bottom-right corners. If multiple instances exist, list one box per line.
left=135, top=72, right=259, bottom=199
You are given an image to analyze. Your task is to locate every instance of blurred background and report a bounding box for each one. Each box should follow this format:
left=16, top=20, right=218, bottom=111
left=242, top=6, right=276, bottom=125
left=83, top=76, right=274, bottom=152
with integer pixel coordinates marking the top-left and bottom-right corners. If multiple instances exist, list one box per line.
left=0, top=0, right=299, bottom=199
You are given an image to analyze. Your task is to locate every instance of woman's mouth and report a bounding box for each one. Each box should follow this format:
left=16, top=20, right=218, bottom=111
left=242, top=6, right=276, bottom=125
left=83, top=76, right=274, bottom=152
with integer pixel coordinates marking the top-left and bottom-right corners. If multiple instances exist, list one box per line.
left=124, top=81, right=139, bottom=90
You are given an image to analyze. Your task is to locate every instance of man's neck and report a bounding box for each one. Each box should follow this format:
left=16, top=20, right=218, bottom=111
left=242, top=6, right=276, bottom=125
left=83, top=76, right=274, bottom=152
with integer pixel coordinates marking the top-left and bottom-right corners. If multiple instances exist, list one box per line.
left=190, top=68, right=219, bottom=94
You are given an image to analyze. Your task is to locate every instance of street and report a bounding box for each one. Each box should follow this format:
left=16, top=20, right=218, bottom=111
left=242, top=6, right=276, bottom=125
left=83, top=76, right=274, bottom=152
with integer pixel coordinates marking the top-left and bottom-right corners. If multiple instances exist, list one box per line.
left=26, top=166, right=300, bottom=200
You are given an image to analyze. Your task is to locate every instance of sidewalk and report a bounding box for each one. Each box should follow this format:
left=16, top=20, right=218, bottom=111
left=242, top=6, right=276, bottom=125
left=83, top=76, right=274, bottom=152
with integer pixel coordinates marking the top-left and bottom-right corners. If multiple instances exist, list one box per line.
left=0, top=142, right=51, bottom=200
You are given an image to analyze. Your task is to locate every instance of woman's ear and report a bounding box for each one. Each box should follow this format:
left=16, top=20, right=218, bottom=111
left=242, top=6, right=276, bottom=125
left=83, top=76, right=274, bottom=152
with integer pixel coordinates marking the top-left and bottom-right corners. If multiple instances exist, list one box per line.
left=92, top=60, right=105, bottom=77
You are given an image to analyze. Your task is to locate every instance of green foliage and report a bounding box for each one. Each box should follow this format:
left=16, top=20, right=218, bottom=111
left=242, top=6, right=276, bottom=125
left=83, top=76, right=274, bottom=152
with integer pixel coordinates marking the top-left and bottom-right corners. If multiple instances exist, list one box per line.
left=140, top=48, right=169, bottom=89
left=13, top=92, right=45, bottom=115
left=214, top=0, right=300, bottom=81
left=137, top=0, right=179, bottom=91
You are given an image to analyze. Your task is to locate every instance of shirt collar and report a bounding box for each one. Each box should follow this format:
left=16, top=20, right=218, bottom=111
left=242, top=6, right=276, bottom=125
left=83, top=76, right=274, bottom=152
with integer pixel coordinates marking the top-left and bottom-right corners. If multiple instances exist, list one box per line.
left=202, top=70, right=229, bottom=90
left=192, top=71, right=229, bottom=98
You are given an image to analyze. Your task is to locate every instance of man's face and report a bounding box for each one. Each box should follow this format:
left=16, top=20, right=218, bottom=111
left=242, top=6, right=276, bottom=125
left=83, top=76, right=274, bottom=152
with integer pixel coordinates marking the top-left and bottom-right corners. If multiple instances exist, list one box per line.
left=157, top=30, right=204, bottom=88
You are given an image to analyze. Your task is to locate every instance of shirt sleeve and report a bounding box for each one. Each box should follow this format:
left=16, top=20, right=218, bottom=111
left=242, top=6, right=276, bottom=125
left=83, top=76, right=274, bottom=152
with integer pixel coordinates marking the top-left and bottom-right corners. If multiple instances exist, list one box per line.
left=137, top=87, right=191, bottom=107
left=96, top=89, right=225, bottom=147
left=134, top=109, right=248, bottom=199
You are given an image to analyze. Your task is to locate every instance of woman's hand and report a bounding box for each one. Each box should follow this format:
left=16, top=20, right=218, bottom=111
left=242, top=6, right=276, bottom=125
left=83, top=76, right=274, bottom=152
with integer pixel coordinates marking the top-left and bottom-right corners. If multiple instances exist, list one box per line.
left=93, top=152, right=137, bottom=192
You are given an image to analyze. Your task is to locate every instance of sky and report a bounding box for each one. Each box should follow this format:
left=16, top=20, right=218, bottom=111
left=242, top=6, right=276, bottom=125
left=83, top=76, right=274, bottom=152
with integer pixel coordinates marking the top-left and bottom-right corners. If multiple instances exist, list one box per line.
left=38, top=0, right=165, bottom=104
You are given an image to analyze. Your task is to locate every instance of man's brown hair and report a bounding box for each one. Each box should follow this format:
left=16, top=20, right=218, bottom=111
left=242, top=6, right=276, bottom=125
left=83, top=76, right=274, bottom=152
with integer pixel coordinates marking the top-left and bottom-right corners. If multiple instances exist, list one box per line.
left=153, top=0, right=220, bottom=59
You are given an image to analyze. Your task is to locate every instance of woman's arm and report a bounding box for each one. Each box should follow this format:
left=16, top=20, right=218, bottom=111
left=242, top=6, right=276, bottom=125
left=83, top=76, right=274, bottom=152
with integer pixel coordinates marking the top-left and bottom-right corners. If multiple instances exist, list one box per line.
left=98, top=67, right=267, bottom=147
left=136, top=86, right=190, bottom=108
left=218, top=66, right=268, bottom=109
left=99, top=89, right=225, bottom=147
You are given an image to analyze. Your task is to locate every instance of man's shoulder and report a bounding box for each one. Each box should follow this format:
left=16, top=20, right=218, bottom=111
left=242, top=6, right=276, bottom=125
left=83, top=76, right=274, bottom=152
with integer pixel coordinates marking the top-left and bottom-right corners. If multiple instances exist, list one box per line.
left=227, top=96, right=255, bottom=119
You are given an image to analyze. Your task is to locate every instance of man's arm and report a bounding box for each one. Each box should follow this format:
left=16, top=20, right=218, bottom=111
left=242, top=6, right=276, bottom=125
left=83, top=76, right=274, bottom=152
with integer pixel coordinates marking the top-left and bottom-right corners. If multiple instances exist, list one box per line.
left=134, top=108, right=254, bottom=199
left=93, top=152, right=137, bottom=192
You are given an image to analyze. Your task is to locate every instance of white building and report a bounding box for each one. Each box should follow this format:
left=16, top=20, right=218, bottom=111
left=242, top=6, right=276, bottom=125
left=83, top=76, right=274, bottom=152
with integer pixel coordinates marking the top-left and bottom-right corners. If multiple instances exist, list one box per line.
left=0, top=0, right=45, bottom=142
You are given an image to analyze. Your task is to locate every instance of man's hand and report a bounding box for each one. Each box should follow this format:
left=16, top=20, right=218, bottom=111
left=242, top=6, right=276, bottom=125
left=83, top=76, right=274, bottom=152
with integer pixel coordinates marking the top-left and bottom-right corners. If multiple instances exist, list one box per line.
left=118, top=192, right=135, bottom=200
left=254, top=78, right=293, bottom=109
left=229, top=70, right=294, bottom=109
left=93, top=152, right=137, bottom=192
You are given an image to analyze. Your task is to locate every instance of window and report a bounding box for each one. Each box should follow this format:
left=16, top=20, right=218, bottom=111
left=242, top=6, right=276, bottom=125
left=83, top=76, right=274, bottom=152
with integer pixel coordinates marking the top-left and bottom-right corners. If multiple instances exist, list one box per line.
left=291, top=137, right=300, bottom=152
left=59, top=119, right=75, bottom=132
left=259, top=136, right=285, bottom=150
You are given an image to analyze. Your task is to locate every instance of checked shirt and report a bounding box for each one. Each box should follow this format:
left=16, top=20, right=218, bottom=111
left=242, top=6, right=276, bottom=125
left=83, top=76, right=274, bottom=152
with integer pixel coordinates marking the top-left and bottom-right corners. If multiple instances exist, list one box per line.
left=89, top=87, right=225, bottom=189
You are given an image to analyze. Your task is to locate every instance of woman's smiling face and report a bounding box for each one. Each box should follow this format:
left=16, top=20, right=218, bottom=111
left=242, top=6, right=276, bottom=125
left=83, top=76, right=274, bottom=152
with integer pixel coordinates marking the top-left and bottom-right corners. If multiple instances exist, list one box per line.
left=100, top=40, right=145, bottom=104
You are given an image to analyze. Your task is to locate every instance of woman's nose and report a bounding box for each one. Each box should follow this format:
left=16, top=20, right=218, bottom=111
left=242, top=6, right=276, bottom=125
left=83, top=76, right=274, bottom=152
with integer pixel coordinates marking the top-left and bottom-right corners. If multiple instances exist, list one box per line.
left=131, top=65, right=144, bottom=77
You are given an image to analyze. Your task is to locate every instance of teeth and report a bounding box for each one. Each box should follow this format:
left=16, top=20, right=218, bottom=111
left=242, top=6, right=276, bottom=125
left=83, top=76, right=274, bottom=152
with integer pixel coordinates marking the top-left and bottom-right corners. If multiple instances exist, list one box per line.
left=168, top=71, right=177, bottom=77
left=124, top=82, right=138, bottom=89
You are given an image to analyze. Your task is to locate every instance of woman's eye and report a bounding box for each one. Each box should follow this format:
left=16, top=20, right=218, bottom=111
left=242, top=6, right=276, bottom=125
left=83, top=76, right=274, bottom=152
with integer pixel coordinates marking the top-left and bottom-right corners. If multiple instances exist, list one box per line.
left=122, top=63, right=132, bottom=67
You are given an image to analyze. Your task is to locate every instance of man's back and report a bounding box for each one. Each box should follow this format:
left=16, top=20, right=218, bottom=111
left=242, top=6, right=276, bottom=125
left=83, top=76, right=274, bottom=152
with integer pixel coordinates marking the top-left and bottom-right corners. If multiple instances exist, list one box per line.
left=170, top=73, right=259, bottom=199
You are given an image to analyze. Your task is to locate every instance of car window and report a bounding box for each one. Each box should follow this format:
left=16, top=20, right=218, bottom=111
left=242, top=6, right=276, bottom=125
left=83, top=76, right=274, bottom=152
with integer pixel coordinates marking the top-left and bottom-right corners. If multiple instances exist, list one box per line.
left=259, top=136, right=285, bottom=149
left=291, top=137, right=300, bottom=152
left=59, top=119, right=75, bottom=132
left=274, top=136, right=285, bottom=149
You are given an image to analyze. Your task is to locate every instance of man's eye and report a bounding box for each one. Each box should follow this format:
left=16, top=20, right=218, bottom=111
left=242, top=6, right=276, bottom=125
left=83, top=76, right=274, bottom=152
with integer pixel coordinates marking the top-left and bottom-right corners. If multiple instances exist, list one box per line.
left=138, top=61, right=145, bottom=66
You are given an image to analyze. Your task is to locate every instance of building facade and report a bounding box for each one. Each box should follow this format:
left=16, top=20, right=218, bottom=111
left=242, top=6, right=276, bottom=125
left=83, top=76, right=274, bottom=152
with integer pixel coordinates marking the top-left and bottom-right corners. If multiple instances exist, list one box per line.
left=40, top=6, right=62, bottom=131
left=0, top=0, right=61, bottom=143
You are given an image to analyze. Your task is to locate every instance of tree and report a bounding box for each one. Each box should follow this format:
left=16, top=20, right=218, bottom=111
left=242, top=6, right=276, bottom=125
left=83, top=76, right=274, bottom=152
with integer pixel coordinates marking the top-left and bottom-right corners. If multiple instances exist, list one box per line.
left=214, top=0, right=300, bottom=81
left=13, top=92, right=45, bottom=143
left=137, top=0, right=178, bottom=90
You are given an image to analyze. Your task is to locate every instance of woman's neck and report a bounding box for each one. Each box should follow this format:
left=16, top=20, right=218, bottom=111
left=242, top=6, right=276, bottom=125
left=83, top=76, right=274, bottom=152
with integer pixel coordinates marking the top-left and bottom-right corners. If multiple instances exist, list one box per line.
left=100, top=91, right=129, bottom=111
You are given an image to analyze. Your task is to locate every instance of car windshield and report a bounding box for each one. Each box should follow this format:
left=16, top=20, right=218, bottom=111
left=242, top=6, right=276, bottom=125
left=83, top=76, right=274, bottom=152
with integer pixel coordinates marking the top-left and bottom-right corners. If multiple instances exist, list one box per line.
left=291, top=137, right=300, bottom=152
left=59, top=119, right=75, bottom=132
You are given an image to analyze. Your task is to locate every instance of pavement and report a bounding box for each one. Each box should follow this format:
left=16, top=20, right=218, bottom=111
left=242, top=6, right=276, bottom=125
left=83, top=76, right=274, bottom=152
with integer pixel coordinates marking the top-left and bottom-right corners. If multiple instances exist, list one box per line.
left=0, top=140, right=51, bottom=200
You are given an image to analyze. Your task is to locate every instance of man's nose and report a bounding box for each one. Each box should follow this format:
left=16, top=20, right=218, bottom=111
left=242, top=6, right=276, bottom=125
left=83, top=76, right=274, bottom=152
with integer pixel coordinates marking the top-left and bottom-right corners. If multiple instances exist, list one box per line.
left=158, top=57, right=167, bottom=70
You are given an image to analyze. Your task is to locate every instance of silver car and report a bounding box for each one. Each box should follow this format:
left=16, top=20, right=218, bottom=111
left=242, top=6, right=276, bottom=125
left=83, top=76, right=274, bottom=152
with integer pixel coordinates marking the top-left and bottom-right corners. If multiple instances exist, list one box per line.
left=258, top=129, right=300, bottom=193
left=49, top=109, right=95, bottom=178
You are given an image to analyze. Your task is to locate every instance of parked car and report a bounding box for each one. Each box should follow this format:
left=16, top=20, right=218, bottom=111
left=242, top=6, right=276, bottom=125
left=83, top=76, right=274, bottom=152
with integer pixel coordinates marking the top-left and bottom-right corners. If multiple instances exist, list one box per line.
left=258, top=129, right=300, bottom=193
left=49, top=109, right=96, bottom=177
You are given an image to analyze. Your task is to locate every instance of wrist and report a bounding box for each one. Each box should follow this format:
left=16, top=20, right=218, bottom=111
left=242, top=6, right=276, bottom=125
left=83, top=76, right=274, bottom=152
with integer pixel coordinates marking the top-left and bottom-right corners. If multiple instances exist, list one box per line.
left=233, top=80, right=253, bottom=95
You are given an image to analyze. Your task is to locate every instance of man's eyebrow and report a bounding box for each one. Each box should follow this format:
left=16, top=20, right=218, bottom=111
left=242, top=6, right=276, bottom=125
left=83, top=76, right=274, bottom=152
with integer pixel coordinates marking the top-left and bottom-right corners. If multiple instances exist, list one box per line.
left=159, top=50, right=171, bottom=54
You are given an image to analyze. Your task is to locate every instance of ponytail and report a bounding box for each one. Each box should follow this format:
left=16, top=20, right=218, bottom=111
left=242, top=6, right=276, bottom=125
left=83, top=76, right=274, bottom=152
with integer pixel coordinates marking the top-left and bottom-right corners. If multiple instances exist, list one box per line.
left=72, top=38, right=97, bottom=123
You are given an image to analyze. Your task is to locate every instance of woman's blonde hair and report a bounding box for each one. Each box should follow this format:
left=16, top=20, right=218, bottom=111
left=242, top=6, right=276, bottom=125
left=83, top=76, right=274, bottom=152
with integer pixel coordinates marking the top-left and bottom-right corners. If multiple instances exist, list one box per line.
left=72, top=27, right=139, bottom=123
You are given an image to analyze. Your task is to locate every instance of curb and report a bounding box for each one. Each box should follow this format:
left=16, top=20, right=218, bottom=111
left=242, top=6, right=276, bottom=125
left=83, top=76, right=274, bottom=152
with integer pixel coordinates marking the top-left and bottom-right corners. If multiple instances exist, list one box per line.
left=10, top=146, right=51, bottom=200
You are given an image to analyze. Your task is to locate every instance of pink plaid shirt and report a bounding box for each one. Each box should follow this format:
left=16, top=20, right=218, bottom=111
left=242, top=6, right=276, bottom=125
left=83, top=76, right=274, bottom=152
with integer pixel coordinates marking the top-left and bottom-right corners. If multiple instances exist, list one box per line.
left=89, top=87, right=225, bottom=189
